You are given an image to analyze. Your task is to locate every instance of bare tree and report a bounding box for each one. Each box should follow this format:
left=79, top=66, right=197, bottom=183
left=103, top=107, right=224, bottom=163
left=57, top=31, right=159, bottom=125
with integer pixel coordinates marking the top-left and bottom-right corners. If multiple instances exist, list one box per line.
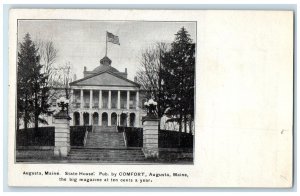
left=135, top=43, right=170, bottom=119
left=52, top=62, right=73, bottom=99
left=35, top=38, right=74, bottom=112
left=136, top=43, right=168, bottom=97
left=35, top=39, right=58, bottom=83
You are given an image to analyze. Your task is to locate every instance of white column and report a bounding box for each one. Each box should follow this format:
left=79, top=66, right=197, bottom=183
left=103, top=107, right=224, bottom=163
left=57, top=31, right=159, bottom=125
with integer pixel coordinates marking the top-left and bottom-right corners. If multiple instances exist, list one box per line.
left=135, top=112, right=140, bottom=127
left=80, top=112, right=83, bottom=125
left=127, top=91, right=130, bottom=109
left=99, top=113, right=102, bottom=126
left=136, top=91, right=139, bottom=110
left=80, top=90, right=83, bottom=109
left=90, top=90, right=93, bottom=109
left=126, top=112, right=130, bottom=127
left=117, top=114, right=120, bottom=126
left=99, top=90, right=102, bottom=109
left=108, top=90, right=111, bottom=109
left=108, top=112, right=111, bottom=126
left=70, top=89, right=74, bottom=104
left=117, top=90, right=121, bottom=109
left=89, top=113, right=92, bottom=125
left=69, top=112, right=73, bottom=126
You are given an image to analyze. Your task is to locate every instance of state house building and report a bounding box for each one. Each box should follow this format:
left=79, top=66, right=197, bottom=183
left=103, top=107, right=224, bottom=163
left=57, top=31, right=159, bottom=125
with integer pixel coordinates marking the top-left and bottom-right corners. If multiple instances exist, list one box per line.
left=69, top=56, right=146, bottom=127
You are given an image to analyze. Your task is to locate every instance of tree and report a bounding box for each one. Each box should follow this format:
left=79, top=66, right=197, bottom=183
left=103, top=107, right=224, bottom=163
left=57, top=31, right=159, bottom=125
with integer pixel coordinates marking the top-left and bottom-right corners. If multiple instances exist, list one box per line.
left=17, top=33, right=53, bottom=130
left=35, top=38, right=58, bottom=83
left=136, top=43, right=169, bottom=117
left=35, top=38, right=73, bottom=109
left=160, top=27, right=195, bottom=133
left=17, top=33, right=35, bottom=129
left=31, top=59, right=53, bottom=130
left=54, top=62, right=73, bottom=99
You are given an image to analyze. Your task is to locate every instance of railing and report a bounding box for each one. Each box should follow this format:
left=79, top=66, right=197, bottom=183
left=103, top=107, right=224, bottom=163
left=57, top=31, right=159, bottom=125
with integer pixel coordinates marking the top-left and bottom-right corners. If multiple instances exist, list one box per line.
left=122, top=131, right=128, bottom=147
left=73, top=102, right=81, bottom=108
left=92, top=125, right=95, bottom=133
left=92, top=103, right=99, bottom=109
left=84, top=103, right=89, bottom=108
left=111, top=104, right=117, bottom=109
left=83, top=128, right=89, bottom=146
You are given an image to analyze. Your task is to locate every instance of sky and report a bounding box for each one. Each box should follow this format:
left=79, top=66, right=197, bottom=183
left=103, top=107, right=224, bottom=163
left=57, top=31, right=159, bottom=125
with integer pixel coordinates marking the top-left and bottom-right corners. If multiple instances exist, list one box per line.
left=18, top=20, right=196, bottom=81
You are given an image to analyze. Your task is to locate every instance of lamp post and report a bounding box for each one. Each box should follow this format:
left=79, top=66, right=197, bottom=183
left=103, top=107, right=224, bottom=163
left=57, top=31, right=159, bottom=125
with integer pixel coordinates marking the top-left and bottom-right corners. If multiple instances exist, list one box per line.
left=144, top=99, right=157, bottom=118
left=56, top=97, right=69, bottom=113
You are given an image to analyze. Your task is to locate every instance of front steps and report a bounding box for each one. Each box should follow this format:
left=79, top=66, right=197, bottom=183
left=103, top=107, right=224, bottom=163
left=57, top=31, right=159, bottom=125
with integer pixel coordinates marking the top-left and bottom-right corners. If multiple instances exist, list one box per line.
left=85, top=132, right=125, bottom=148
left=68, top=147, right=146, bottom=162
left=68, top=126, right=145, bottom=162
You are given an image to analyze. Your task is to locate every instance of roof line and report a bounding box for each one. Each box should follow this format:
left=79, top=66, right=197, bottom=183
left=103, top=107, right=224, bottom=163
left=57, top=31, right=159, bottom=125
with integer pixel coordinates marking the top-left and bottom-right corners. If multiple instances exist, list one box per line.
left=69, top=70, right=140, bottom=87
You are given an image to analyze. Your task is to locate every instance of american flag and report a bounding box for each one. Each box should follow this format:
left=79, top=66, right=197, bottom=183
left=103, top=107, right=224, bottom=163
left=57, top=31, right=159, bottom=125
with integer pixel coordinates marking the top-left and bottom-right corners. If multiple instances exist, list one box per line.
left=107, top=32, right=120, bottom=45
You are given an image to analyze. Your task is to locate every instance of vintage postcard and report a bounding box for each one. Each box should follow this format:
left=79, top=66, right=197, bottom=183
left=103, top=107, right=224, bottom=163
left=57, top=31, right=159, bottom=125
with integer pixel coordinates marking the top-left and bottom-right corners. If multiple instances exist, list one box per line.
left=8, top=9, right=293, bottom=187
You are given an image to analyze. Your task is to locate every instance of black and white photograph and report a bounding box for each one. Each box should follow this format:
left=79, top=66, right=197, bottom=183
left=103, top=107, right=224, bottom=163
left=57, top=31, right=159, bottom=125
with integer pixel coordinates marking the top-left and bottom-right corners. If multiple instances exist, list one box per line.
left=7, top=9, right=293, bottom=188
left=15, top=20, right=196, bottom=164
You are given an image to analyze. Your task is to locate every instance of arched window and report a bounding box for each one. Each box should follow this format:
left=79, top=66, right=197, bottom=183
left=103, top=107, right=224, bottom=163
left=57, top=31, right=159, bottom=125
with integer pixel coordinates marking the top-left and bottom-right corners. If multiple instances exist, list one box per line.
left=73, top=112, right=80, bottom=126
left=102, top=112, right=108, bottom=126
left=83, top=112, right=89, bottom=125
left=120, top=113, right=127, bottom=127
left=111, top=113, right=117, bottom=126
left=93, top=112, right=99, bottom=125
left=129, top=113, right=135, bottom=127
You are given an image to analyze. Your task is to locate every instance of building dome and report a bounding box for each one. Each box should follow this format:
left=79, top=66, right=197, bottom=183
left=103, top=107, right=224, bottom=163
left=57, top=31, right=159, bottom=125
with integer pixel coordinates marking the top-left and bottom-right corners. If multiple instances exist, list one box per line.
left=93, top=56, right=119, bottom=73
left=92, top=64, right=119, bottom=73
left=100, top=56, right=112, bottom=66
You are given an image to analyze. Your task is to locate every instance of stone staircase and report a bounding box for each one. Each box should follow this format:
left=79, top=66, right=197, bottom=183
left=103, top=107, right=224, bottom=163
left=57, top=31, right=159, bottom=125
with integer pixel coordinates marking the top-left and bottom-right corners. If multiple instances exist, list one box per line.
left=85, top=126, right=125, bottom=148
left=68, top=147, right=146, bottom=162
left=68, top=126, right=146, bottom=163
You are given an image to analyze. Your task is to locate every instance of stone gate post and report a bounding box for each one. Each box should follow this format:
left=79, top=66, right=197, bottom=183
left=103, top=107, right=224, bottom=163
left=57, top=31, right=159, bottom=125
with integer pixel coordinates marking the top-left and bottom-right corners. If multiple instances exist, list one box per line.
left=53, top=111, right=71, bottom=158
left=142, top=117, right=159, bottom=159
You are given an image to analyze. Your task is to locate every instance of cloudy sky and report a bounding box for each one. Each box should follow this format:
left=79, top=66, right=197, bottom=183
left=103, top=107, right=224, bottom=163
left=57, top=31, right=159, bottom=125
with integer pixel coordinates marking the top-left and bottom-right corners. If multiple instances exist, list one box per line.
left=18, top=20, right=196, bottom=81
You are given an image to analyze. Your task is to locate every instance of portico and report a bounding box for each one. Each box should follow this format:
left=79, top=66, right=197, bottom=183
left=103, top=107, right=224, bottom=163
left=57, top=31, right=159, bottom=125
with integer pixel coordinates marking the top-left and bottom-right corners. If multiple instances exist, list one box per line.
left=69, top=56, right=141, bottom=127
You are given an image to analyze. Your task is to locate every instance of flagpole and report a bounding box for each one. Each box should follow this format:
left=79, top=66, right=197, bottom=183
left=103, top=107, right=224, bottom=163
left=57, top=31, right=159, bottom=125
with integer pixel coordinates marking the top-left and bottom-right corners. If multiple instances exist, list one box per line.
left=105, top=31, right=107, bottom=56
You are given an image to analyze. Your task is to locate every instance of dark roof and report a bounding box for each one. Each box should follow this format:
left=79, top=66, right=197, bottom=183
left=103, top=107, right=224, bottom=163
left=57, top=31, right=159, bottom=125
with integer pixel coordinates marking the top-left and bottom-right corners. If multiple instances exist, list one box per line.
left=92, top=65, right=119, bottom=73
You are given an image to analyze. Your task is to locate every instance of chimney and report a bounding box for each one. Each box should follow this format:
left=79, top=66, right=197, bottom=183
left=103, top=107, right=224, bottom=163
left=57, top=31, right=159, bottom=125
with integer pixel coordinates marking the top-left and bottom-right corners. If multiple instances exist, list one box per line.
left=134, top=76, right=137, bottom=82
left=73, top=74, right=77, bottom=81
left=125, top=68, right=127, bottom=73
left=83, top=67, right=87, bottom=78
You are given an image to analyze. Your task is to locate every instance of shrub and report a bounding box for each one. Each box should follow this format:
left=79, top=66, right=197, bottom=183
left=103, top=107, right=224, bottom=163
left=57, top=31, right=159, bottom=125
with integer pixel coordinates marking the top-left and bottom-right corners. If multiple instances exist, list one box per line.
left=70, top=126, right=92, bottom=146
left=117, top=126, right=143, bottom=147
left=16, top=127, right=55, bottom=146
left=158, top=130, right=194, bottom=148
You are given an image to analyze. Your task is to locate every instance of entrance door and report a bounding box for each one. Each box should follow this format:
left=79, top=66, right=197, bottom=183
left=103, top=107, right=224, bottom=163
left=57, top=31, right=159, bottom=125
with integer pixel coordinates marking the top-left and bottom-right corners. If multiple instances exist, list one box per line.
left=73, top=112, right=80, bottom=125
left=83, top=113, right=89, bottom=125
left=102, top=112, right=108, bottom=126
left=120, top=113, right=127, bottom=127
left=129, top=113, right=135, bottom=127
left=93, top=112, right=99, bottom=125
left=111, top=113, right=117, bottom=126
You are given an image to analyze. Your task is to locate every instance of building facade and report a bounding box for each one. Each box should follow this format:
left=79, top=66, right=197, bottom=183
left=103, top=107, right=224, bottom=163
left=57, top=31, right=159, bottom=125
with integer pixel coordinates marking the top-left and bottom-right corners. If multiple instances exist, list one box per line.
left=69, top=56, right=145, bottom=127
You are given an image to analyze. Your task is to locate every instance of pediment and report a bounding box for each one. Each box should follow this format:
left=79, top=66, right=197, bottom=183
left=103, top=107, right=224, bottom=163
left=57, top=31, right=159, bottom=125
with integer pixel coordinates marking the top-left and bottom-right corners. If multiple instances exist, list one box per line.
left=70, top=72, right=139, bottom=87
